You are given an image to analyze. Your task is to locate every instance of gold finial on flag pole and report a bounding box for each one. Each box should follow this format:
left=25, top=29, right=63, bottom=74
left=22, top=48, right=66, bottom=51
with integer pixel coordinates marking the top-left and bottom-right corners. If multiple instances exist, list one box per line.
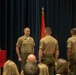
left=42, top=7, right=44, bottom=15
left=42, top=7, right=44, bottom=11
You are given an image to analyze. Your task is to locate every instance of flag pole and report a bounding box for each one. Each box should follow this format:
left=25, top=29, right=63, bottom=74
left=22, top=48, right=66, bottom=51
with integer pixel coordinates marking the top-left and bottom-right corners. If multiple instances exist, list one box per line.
left=40, top=7, right=45, bottom=38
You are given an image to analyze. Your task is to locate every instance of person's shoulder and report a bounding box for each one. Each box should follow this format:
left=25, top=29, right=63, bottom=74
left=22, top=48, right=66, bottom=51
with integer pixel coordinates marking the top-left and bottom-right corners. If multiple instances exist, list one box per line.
left=17, top=35, right=24, bottom=40
left=51, top=36, right=58, bottom=42
left=67, top=37, right=72, bottom=41
left=40, top=37, right=45, bottom=42
left=19, top=35, right=24, bottom=39
left=29, top=36, right=34, bottom=40
left=29, top=36, right=33, bottom=39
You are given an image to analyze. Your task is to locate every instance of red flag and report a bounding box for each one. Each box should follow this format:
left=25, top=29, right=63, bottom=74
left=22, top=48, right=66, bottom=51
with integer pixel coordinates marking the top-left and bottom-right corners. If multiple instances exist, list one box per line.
left=40, top=7, right=45, bottom=38
left=0, top=50, right=7, bottom=67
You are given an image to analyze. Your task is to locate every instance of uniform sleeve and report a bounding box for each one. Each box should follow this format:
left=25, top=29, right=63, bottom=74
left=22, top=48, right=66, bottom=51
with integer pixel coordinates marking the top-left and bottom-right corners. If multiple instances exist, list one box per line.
left=39, top=39, right=44, bottom=49
left=55, top=41, right=59, bottom=50
left=67, top=39, right=71, bottom=48
left=16, top=37, right=22, bottom=47
left=32, top=38, right=35, bottom=46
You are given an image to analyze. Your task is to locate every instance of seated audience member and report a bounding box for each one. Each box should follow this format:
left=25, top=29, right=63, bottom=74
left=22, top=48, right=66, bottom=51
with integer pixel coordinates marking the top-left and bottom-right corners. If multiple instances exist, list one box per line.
left=20, top=54, right=37, bottom=75
left=55, top=58, right=70, bottom=75
left=38, top=63, right=49, bottom=75
left=23, top=62, right=40, bottom=75
left=26, top=54, right=37, bottom=63
left=2, top=60, right=19, bottom=75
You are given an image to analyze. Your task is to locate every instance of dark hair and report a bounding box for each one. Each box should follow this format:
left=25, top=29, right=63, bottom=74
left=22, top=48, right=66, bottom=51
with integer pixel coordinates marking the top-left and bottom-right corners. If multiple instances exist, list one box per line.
left=45, top=27, right=51, bottom=33
left=71, top=28, right=76, bottom=35
left=23, top=62, right=40, bottom=75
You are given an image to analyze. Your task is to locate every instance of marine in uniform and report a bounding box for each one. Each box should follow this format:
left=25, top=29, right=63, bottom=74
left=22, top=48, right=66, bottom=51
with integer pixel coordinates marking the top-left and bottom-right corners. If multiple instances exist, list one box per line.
left=39, top=27, right=59, bottom=75
left=16, top=27, right=35, bottom=70
left=67, top=28, right=76, bottom=75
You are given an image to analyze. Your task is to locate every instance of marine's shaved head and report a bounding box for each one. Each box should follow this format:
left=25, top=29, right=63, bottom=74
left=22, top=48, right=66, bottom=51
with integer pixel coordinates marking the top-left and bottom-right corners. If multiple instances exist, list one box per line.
left=24, top=27, right=30, bottom=36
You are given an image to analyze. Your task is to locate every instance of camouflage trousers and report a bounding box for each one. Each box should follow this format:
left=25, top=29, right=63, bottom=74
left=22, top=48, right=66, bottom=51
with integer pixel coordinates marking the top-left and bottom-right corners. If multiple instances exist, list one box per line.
left=41, top=54, right=55, bottom=75
left=21, top=53, right=31, bottom=70
left=70, top=54, right=76, bottom=75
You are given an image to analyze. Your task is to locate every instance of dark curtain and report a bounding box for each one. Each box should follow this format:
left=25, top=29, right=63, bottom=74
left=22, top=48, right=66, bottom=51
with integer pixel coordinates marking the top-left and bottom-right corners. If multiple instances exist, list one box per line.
left=0, top=0, right=76, bottom=70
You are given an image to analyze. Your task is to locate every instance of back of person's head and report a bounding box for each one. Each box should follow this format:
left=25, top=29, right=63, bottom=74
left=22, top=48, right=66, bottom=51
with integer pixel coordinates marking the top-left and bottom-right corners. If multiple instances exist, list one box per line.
left=23, top=62, right=40, bottom=75
left=71, top=28, right=76, bottom=35
left=26, top=54, right=37, bottom=63
left=44, top=27, right=52, bottom=35
left=55, top=58, right=69, bottom=75
left=38, top=63, right=49, bottom=75
left=3, top=60, right=19, bottom=75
